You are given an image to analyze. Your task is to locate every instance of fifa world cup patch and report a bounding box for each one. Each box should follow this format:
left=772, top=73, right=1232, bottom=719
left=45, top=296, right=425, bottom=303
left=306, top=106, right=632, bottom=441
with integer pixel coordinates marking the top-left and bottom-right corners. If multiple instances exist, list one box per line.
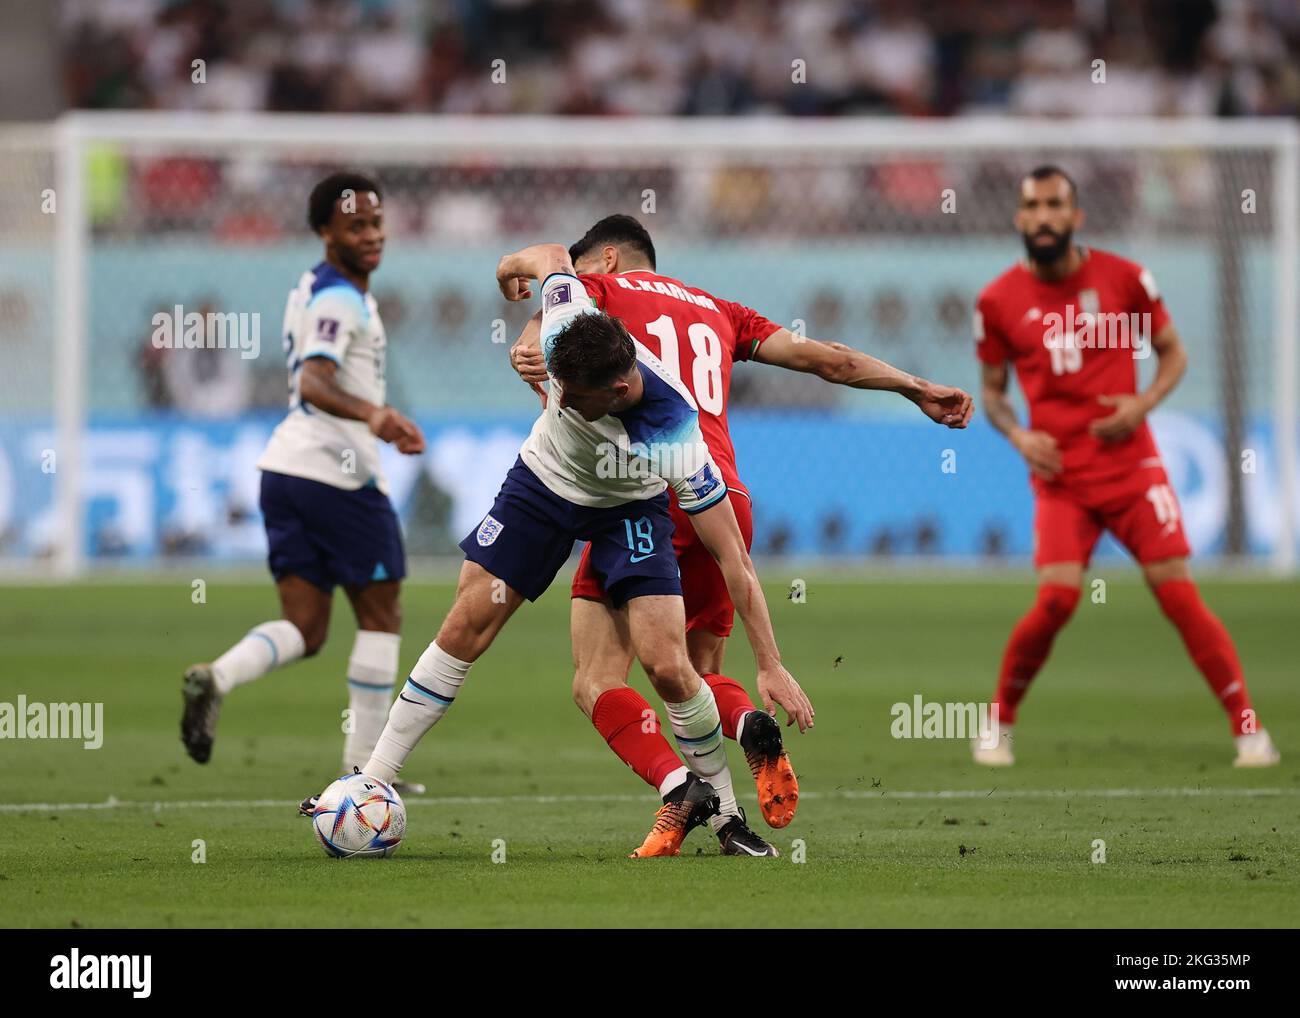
left=546, top=283, right=572, bottom=309
left=686, top=463, right=721, bottom=500
left=476, top=513, right=505, bottom=547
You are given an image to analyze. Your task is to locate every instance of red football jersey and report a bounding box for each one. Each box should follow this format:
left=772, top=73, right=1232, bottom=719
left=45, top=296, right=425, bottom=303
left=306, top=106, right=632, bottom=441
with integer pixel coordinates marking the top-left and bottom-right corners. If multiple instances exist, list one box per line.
left=579, top=269, right=782, bottom=497
left=974, top=247, right=1172, bottom=488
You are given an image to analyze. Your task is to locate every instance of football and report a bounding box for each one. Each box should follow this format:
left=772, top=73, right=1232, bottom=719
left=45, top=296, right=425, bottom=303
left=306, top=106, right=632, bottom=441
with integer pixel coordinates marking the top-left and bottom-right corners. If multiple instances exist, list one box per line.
left=311, top=772, right=406, bottom=859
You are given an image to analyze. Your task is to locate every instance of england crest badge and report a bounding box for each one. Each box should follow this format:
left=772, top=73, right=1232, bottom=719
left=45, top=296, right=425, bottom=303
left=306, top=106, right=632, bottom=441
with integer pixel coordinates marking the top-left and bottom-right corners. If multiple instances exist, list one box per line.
left=476, top=514, right=504, bottom=547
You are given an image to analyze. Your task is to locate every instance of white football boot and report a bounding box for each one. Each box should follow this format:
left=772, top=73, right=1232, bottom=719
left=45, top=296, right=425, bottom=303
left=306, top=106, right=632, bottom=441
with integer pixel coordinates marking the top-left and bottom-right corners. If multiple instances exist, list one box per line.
left=1233, top=729, right=1280, bottom=768
left=972, top=723, right=1015, bottom=767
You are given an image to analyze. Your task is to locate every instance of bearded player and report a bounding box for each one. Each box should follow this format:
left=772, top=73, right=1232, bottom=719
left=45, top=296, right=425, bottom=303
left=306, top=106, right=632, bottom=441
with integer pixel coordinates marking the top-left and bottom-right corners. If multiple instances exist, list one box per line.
left=180, top=173, right=429, bottom=792
left=510, top=215, right=974, bottom=854
left=973, top=165, right=1279, bottom=768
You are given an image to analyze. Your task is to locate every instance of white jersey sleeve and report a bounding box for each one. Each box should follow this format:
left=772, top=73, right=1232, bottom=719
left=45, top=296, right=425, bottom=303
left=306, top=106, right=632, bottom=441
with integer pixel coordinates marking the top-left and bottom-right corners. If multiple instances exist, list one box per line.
left=298, top=285, right=366, bottom=367
left=656, top=415, right=727, bottom=515
left=539, top=271, right=600, bottom=367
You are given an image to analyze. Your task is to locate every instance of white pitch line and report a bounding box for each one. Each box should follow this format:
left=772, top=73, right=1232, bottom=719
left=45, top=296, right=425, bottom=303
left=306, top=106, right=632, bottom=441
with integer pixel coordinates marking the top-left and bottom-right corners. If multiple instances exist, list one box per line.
left=0, top=787, right=1295, bottom=814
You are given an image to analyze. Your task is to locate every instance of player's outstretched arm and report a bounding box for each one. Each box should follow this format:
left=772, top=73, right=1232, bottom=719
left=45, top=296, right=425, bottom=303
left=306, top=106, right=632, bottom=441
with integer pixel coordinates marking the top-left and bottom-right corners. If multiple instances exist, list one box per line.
left=755, top=328, right=973, bottom=428
left=1090, top=322, right=1187, bottom=441
left=690, top=496, right=815, bottom=731
left=981, top=360, right=1060, bottom=479
left=299, top=359, right=425, bottom=454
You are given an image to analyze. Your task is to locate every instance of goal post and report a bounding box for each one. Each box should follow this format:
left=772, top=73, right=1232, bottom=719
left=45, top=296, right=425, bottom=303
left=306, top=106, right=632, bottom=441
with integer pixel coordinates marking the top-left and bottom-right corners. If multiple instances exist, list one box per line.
left=53, top=116, right=88, bottom=579
left=2, top=113, right=1295, bottom=576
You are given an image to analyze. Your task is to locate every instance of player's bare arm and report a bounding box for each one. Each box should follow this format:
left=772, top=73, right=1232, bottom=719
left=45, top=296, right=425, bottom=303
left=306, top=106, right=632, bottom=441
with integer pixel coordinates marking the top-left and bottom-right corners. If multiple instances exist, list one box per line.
left=509, top=312, right=546, bottom=379
left=509, top=312, right=549, bottom=409
left=1090, top=322, right=1187, bottom=442
left=299, top=359, right=425, bottom=454
left=496, top=242, right=574, bottom=301
left=981, top=360, right=1061, bottom=479
left=756, top=328, right=974, bottom=428
left=689, top=495, right=814, bottom=732
left=499, top=245, right=563, bottom=400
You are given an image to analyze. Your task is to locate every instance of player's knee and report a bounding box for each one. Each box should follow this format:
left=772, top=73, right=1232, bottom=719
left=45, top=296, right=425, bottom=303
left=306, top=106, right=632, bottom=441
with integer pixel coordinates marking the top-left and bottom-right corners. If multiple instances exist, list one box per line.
left=686, top=632, right=725, bottom=677
left=1038, top=584, right=1081, bottom=624
left=435, top=602, right=496, bottom=662
left=359, top=602, right=400, bottom=634
left=571, top=675, right=590, bottom=714
left=297, top=619, right=329, bottom=657
left=571, top=670, right=616, bottom=716
left=1144, top=557, right=1190, bottom=588
left=640, top=653, right=695, bottom=702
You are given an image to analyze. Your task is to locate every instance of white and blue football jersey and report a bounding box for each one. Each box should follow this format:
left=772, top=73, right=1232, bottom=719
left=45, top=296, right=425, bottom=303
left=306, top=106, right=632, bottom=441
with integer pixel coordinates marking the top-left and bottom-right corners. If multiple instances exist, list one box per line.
left=519, top=273, right=728, bottom=513
left=257, top=262, right=389, bottom=492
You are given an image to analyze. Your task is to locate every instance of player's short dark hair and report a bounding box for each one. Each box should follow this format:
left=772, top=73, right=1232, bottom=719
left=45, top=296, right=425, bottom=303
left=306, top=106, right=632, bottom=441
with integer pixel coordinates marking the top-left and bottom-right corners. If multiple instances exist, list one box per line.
left=308, top=172, right=382, bottom=232
left=568, top=214, right=656, bottom=269
left=1024, top=164, right=1078, bottom=205
left=547, top=312, right=637, bottom=390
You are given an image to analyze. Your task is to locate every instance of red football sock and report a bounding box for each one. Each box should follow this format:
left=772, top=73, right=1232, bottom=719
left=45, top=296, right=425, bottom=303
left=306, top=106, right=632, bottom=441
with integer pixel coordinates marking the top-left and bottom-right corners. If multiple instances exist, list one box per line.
left=994, top=583, right=1080, bottom=726
left=591, top=688, right=684, bottom=792
left=701, top=672, right=755, bottom=740
left=1153, top=579, right=1255, bottom=735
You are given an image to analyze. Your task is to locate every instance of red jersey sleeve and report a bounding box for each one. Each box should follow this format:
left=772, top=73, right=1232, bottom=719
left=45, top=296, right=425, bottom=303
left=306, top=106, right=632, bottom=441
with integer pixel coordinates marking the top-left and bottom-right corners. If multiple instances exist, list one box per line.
left=1125, top=260, right=1172, bottom=337
left=974, top=290, right=1012, bottom=366
left=718, top=298, right=782, bottom=362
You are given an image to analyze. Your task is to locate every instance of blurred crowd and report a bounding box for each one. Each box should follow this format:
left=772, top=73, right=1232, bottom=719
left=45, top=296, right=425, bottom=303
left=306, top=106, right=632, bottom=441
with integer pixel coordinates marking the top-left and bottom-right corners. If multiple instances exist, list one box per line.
left=63, top=0, right=1300, bottom=118
left=58, top=0, right=1284, bottom=426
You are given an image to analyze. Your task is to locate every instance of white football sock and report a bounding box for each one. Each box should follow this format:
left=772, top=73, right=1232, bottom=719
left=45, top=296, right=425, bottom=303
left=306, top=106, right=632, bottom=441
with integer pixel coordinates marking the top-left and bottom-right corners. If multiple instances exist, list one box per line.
left=212, top=620, right=306, bottom=695
left=665, top=682, right=739, bottom=833
left=342, top=630, right=400, bottom=771
left=363, top=641, right=470, bottom=783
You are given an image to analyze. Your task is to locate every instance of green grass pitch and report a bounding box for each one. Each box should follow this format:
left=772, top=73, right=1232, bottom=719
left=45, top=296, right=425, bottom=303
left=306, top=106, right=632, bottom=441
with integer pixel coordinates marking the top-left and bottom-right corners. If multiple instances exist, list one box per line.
left=1, top=574, right=1296, bottom=928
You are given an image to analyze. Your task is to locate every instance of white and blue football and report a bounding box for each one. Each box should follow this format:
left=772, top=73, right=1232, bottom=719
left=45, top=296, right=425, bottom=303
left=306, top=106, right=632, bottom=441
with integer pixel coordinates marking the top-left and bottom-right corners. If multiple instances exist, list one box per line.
left=312, top=772, right=406, bottom=859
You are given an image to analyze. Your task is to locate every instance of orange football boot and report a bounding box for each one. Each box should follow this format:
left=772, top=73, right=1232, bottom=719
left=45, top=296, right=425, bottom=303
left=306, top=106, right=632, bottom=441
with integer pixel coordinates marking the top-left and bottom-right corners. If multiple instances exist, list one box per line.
left=739, top=710, right=799, bottom=828
left=629, top=774, right=720, bottom=858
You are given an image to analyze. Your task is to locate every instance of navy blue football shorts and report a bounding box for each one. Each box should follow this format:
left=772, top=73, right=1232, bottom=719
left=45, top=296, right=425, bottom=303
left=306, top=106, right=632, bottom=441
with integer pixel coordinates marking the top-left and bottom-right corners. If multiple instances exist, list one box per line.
left=260, top=470, right=407, bottom=593
left=460, top=457, right=681, bottom=606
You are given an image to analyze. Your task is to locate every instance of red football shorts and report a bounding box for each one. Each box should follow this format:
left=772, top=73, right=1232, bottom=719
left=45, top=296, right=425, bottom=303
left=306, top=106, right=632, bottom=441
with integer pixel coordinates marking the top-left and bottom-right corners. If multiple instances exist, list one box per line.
left=1034, top=465, right=1191, bottom=568
left=571, top=488, right=754, bottom=636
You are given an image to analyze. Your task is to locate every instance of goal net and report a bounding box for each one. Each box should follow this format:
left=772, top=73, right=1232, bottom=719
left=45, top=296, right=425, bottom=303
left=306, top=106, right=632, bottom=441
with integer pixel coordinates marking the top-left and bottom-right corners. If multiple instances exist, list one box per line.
left=1, top=114, right=1295, bottom=575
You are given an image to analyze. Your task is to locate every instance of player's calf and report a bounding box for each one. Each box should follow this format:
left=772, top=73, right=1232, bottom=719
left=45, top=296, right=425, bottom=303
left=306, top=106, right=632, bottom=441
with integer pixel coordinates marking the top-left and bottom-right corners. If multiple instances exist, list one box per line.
left=363, top=641, right=471, bottom=783
left=590, top=687, right=688, bottom=791
left=342, top=630, right=400, bottom=773
left=629, top=597, right=746, bottom=836
left=992, top=582, right=1080, bottom=726
left=700, top=672, right=755, bottom=739
left=356, top=565, right=522, bottom=785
